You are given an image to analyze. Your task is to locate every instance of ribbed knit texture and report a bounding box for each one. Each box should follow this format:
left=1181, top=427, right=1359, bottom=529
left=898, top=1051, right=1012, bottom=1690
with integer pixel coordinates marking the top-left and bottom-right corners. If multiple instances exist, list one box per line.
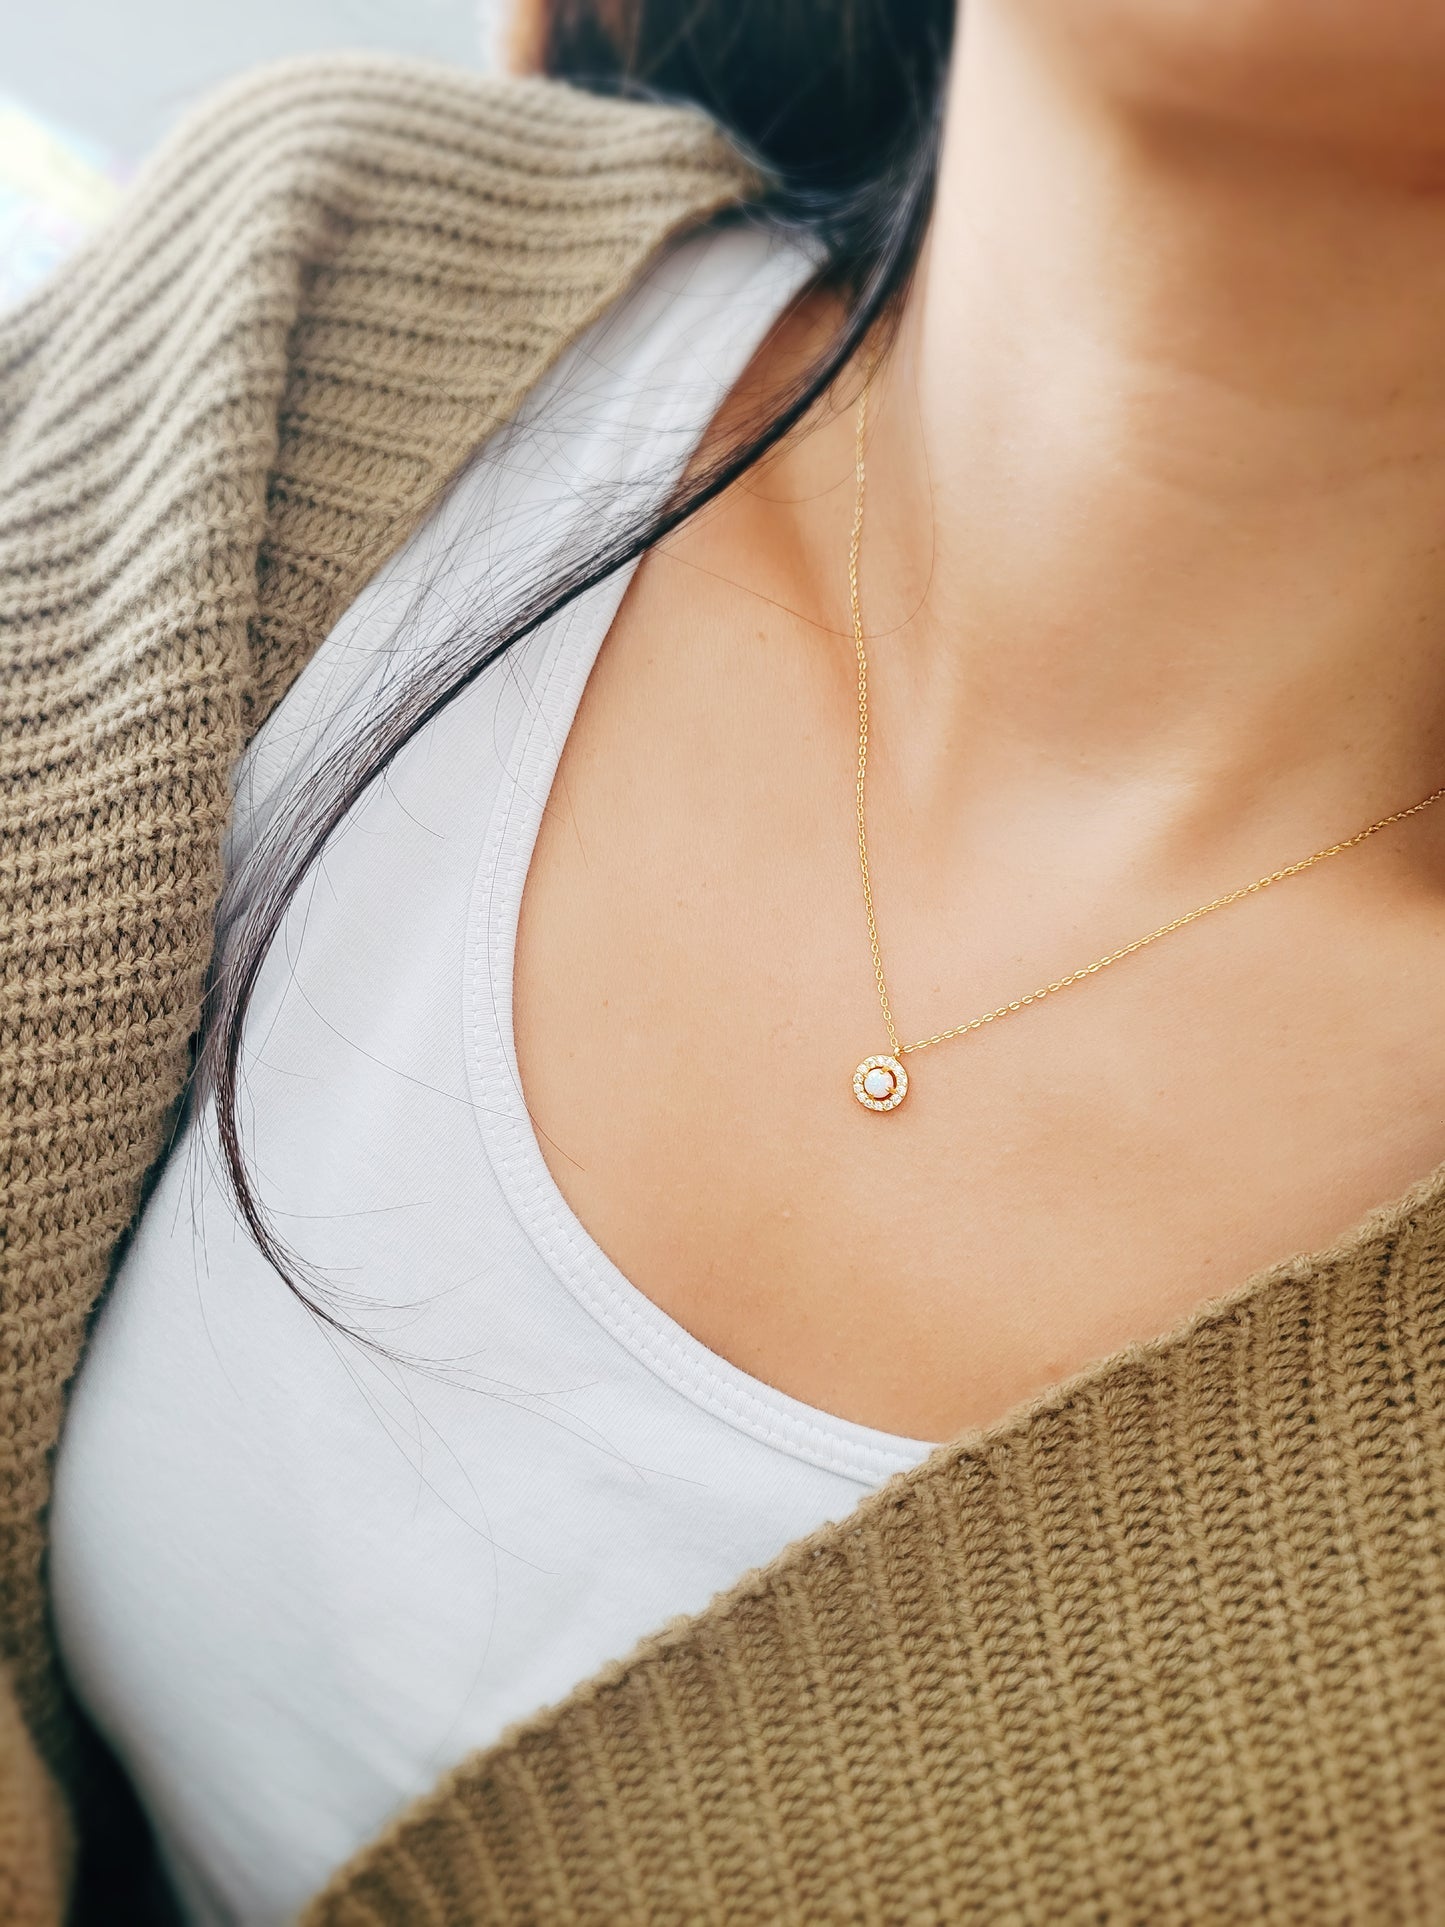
left=304, top=1177, right=1445, bottom=1923
left=5, top=50, right=1445, bottom=1927
left=0, top=56, right=752, bottom=1922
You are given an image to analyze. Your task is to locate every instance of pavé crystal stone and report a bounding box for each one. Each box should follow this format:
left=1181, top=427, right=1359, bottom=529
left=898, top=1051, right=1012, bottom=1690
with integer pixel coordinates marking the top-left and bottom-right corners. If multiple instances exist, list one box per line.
left=852, top=1053, right=908, bottom=1112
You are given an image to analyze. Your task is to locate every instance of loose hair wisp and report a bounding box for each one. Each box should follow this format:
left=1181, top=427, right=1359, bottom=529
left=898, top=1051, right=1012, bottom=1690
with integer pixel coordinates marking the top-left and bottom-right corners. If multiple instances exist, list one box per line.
left=202, top=0, right=957, bottom=1321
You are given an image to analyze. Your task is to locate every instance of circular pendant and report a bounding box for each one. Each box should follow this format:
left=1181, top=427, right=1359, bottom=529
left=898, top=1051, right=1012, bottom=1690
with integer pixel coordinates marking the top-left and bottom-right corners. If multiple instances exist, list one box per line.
left=852, top=1054, right=908, bottom=1112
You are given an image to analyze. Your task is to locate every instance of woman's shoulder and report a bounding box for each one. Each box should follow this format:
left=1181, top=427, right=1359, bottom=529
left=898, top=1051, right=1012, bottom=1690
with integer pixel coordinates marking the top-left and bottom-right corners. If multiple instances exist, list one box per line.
left=135, top=53, right=759, bottom=237
left=0, top=55, right=758, bottom=712
left=2, top=56, right=757, bottom=372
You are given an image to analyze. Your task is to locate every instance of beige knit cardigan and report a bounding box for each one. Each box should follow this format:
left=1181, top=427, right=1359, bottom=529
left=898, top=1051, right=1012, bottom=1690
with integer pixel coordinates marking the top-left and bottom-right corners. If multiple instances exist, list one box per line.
left=4, top=53, right=1445, bottom=1927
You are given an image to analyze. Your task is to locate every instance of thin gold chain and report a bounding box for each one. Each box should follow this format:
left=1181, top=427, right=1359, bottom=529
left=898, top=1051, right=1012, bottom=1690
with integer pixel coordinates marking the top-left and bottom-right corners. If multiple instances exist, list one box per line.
left=848, top=372, right=1445, bottom=1063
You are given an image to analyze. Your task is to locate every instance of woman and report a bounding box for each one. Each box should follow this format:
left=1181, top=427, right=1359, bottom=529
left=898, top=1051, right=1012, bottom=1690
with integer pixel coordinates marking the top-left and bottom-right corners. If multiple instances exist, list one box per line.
left=5, top=0, right=1445, bottom=1918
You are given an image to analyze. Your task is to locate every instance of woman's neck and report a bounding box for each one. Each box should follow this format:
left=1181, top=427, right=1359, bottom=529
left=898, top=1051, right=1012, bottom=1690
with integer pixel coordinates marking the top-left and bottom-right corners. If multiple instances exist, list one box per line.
left=742, top=0, right=1445, bottom=847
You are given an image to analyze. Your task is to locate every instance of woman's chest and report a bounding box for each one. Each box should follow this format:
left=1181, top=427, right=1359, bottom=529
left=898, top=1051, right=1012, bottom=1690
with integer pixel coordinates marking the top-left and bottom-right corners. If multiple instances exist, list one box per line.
left=515, top=566, right=1445, bottom=1443
left=52, top=595, right=930, bottom=1922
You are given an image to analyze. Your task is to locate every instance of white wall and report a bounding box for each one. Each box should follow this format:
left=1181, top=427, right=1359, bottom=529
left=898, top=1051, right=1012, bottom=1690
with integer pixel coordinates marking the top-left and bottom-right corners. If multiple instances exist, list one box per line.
left=10, top=0, right=488, bottom=161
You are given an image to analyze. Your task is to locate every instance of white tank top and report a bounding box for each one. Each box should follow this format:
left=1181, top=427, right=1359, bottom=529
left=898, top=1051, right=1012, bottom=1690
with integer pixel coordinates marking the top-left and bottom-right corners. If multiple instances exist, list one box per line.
left=49, top=222, right=933, bottom=1927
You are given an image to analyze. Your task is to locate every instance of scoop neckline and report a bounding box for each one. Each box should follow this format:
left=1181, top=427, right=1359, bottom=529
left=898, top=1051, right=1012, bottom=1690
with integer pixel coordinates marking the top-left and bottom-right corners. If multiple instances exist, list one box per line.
left=460, top=228, right=932, bottom=1485
left=464, top=582, right=933, bottom=1487
left=459, top=219, right=1445, bottom=1496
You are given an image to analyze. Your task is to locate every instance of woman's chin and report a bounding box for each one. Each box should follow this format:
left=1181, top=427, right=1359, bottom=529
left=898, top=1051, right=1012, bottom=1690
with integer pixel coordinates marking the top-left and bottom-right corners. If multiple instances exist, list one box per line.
left=991, top=0, right=1445, bottom=167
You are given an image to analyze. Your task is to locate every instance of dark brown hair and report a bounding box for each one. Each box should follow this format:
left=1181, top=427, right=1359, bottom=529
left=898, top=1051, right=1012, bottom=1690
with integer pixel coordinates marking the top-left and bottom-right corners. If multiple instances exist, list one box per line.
left=539, top=0, right=953, bottom=187
left=204, top=0, right=957, bottom=1314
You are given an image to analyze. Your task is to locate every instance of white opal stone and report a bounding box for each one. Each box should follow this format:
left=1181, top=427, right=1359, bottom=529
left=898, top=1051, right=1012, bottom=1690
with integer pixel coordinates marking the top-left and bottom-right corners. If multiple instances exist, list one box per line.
left=863, top=1067, right=896, bottom=1100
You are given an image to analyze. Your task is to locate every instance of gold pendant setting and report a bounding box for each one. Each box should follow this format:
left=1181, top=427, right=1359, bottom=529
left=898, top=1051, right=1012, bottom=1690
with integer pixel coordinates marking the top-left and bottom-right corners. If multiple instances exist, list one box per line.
left=852, top=1054, right=908, bottom=1113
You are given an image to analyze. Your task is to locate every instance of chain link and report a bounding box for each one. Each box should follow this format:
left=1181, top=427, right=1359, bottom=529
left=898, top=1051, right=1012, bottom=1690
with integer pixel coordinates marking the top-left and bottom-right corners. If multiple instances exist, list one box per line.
left=849, top=374, right=903, bottom=1055
left=847, top=373, right=1445, bottom=1063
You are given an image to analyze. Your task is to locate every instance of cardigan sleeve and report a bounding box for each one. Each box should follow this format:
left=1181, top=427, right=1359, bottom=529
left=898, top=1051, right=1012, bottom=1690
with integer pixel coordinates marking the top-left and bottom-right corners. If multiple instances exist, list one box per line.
left=0, top=1667, right=69, bottom=1927
left=0, top=55, right=750, bottom=1927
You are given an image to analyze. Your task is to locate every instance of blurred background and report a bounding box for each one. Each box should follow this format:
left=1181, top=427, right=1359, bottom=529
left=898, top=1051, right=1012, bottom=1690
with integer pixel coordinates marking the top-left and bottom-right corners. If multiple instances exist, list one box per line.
left=3, top=0, right=491, bottom=305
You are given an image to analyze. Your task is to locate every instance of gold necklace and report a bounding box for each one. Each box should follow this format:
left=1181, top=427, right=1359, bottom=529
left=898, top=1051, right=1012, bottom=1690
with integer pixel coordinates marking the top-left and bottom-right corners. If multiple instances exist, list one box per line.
left=846, top=372, right=1445, bottom=1113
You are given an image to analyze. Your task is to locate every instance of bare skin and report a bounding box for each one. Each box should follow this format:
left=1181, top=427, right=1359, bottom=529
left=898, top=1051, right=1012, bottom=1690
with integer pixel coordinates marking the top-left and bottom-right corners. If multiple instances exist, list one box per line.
left=513, top=0, right=1445, bottom=1442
